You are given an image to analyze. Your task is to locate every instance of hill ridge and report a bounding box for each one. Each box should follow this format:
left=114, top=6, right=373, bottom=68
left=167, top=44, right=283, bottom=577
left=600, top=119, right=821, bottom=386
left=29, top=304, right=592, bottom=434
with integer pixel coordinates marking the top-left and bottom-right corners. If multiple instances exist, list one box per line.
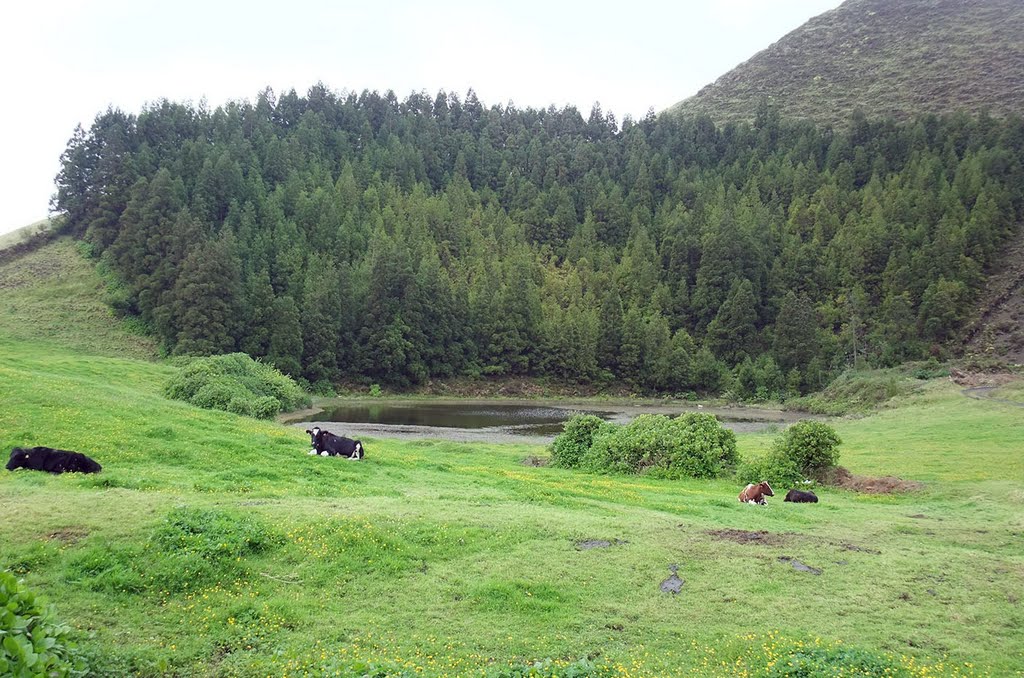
left=671, top=0, right=1024, bottom=127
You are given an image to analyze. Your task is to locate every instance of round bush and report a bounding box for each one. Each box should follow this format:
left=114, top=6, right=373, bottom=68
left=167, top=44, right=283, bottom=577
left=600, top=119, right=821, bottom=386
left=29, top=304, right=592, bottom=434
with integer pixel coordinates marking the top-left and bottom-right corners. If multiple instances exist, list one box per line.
left=189, top=379, right=235, bottom=410
left=581, top=413, right=738, bottom=479
left=249, top=395, right=281, bottom=420
left=0, top=571, right=87, bottom=677
left=550, top=414, right=610, bottom=468
left=735, top=448, right=803, bottom=488
left=774, top=421, right=842, bottom=477
left=163, top=353, right=310, bottom=418
left=226, top=395, right=254, bottom=417
left=661, top=413, right=740, bottom=478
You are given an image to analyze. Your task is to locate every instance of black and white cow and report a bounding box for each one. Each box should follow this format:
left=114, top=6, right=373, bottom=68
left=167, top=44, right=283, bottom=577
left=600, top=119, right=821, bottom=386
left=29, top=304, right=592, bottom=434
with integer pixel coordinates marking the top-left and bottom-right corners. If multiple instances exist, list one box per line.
left=305, top=427, right=365, bottom=460
left=6, top=446, right=102, bottom=474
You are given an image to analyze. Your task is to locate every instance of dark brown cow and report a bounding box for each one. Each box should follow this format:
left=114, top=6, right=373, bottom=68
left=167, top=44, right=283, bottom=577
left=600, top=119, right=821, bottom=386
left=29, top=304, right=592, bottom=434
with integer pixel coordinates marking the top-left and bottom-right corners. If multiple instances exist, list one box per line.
left=738, top=481, right=774, bottom=505
left=6, top=447, right=102, bottom=474
left=784, top=489, right=818, bottom=503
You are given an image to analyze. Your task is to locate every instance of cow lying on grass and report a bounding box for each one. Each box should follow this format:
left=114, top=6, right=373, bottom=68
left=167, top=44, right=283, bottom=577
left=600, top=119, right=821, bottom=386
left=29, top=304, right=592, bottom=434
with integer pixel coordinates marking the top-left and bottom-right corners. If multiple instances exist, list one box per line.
left=784, top=489, right=819, bottom=503
left=305, top=426, right=365, bottom=460
left=6, top=446, right=102, bottom=474
left=738, top=481, right=774, bottom=505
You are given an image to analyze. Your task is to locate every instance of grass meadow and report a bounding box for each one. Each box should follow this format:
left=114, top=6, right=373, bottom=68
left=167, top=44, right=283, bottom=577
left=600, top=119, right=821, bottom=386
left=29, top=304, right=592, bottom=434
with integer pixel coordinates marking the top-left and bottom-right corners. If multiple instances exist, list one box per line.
left=1, top=241, right=1022, bottom=676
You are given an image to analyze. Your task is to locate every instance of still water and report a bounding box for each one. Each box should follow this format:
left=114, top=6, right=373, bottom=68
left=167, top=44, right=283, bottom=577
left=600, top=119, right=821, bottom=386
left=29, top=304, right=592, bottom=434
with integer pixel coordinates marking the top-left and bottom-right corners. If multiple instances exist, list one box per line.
left=284, top=399, right=810, bottom=444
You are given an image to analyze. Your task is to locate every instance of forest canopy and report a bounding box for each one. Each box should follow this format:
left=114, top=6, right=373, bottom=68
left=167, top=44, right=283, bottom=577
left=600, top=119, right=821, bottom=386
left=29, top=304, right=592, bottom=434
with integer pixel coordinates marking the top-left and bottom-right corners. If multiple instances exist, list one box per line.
left=53, top=85, right=1024, bottom=395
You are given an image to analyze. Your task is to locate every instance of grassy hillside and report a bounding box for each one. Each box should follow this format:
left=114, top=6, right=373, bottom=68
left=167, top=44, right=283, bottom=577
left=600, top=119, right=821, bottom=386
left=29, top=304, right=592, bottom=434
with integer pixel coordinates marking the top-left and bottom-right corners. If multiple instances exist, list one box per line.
left=670, top=0, right=1024, bottom=127
left=0, top=217, right=59, bottom=252
left=1, top=245, right=1023, bottom=675
left=0, top=237, right=158, bottom=360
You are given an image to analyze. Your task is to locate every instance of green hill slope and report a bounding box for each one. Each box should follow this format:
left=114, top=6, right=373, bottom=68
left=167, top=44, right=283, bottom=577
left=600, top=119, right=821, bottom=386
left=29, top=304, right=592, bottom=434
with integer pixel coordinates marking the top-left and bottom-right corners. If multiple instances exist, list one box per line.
left=671, top=0, right=1024, bottom=126
left=1, top=241, right=1023, bottom=675
left=0, top=218, right=59, bottom=252
left=0, top=238, right=158, bottom=360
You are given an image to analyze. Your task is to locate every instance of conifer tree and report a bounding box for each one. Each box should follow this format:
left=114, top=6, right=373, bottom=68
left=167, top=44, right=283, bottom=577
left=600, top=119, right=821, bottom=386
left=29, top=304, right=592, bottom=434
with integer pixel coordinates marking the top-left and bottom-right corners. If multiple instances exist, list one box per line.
left=267, top=295, right=303, bottom=378
left=170, top=230, right=242, bottom=355
left=705, top=278, right=759, bottom=365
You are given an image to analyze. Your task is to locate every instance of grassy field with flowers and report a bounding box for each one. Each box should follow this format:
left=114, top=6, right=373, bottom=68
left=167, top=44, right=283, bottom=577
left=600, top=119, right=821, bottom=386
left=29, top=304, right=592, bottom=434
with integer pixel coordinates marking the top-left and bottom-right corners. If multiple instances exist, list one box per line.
left=1, top=244, right=1023, bottom=676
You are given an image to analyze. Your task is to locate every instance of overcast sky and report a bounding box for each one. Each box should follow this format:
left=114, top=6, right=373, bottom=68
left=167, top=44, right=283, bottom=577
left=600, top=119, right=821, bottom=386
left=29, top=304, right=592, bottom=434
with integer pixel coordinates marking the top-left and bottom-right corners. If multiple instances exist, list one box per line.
left=0, top=0, right=843, bottom=235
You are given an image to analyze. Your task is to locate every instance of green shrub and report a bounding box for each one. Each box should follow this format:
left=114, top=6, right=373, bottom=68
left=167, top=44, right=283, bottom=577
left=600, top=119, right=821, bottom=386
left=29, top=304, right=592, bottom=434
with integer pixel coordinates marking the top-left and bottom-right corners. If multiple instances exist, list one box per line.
left=190, top=378, right=235, bottom=410
left=550, top=414, right=610, bottom=468
left=735, top=448, right=803, bottom=488
left=0, top=571, right=88, bottom=677
left=249, top=395, right=282, bottom=419
left=579, top=413, right=738, bottom=479
left=226, top=395, right=253, bottom=416
left=764, top=645, right=920, bottom=676
left=163, top=353, right=309, bottom=418
left=787, top=369, right=920, bottom=415
left=774, top=421, right=842, bottom=478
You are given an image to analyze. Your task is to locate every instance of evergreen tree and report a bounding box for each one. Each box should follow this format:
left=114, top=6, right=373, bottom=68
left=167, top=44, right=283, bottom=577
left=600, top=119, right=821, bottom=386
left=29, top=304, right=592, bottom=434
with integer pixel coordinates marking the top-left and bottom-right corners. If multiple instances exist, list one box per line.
left=170, top=230, right=242, bottom=355
left=772, top=291, right=819, bottom=373
left=267, top=295, right=303, bottom=378
left=705, top=278, right=759, bottom=365
left=301, top=259, right=343, bottom=386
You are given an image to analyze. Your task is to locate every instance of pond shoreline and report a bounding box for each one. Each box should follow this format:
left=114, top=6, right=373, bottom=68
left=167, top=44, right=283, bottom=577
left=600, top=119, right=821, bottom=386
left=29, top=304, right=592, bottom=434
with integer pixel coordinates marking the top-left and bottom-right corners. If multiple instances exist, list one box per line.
left=281, top=397, right=820, bottom=445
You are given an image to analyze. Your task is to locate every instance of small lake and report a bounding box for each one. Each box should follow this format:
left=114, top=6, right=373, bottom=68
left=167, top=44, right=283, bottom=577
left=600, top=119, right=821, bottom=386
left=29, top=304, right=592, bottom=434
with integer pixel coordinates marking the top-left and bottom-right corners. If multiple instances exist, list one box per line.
left=283, top=399, right=814, bottom=444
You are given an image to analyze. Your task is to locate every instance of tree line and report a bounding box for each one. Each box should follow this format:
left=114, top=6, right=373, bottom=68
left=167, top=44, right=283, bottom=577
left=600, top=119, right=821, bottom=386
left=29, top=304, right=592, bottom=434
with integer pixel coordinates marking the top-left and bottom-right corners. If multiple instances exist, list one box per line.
left=53, top=85, right=1024, bottom=395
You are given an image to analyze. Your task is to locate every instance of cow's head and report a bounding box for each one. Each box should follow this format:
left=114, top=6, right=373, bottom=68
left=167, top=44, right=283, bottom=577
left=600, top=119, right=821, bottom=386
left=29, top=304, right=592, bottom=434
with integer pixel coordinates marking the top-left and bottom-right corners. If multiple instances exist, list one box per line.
left=760, top=481, right=774, bottom=497
left=305, top=427, right=322, bottom=447
left=6, top=448, right=30, bottom=471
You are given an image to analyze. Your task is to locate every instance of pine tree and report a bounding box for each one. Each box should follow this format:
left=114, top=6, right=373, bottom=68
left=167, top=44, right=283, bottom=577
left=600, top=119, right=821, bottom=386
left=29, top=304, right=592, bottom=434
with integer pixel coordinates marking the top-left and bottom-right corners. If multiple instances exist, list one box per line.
left=170, top=230, right=242, bottom=355
left=772, top=291, right=820, bottom=373
left=705, top=278, right=759, bottom=365
left=301, top=259, right=342, bottom=386
left=267, top=295, right=303, bottom=378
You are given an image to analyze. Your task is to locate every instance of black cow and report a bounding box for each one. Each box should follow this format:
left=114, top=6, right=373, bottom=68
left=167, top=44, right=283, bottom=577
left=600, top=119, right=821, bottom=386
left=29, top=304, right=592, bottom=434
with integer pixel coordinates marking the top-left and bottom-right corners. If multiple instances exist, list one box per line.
left=784, top=489, right=819, bottom=503
left=6, top=447, right=102, bottom=474
left=305, top=427, right=365, bottom=460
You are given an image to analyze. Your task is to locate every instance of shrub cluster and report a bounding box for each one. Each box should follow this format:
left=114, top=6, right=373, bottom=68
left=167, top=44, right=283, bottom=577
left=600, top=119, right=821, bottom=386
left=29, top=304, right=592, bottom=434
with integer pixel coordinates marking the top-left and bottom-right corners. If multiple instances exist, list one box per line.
left=736, top=420, right=842, bottom=487
left=764, top=645, right=931, bottom=676
left=551, top=413, right=738, bottom=479
left=786, top=369, right=920, bottom=415
left=550, top=414, right=610, bottom=469
left=0, top=571, right=88, bottom=677
left=164, top=352, right=310, bottom=419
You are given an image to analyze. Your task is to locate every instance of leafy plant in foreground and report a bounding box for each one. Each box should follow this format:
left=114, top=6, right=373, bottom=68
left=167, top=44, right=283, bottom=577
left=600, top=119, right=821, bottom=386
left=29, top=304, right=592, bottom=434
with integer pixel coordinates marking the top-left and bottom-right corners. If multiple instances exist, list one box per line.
left=0, top=571, right=88, bottom=677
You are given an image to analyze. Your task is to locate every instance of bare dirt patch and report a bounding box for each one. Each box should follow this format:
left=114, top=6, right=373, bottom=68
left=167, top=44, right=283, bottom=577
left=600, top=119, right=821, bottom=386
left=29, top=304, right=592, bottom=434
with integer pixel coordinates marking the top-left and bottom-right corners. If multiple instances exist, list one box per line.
left=840, top=542, right=881, bottom=555
left=659, top=564, right=684, bottom=594
left=46, top=527, right=88, bottom=544
left=778, top=556, right=822, bottom=575
left=949, top=368, right=1019, bottom=388
left=825, top=466, right=924, bottom=494
left=706, top=529, right=787, bottom=545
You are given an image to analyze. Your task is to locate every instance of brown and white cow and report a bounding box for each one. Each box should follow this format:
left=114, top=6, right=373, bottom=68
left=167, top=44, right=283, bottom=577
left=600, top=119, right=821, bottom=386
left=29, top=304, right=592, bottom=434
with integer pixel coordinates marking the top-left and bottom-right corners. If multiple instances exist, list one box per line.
left=738, top=481, right=774, bottom=505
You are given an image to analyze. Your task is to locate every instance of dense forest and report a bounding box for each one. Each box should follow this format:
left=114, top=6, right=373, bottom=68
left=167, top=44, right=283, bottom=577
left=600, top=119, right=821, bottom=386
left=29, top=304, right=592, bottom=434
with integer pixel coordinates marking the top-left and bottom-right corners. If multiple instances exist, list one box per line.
left=53, top=86, right=1024, bottom=396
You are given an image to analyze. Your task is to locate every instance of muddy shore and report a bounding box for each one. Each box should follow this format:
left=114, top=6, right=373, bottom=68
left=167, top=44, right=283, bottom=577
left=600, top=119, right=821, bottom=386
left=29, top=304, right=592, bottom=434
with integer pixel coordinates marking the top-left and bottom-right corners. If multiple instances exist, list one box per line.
left=283, top=398, right=818, bottom=445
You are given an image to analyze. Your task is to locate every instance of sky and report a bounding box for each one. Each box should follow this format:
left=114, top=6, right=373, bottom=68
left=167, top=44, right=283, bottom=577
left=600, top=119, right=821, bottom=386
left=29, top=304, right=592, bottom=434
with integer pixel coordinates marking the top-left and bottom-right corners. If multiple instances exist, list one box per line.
left=0, top=0, right=843, bottom=236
